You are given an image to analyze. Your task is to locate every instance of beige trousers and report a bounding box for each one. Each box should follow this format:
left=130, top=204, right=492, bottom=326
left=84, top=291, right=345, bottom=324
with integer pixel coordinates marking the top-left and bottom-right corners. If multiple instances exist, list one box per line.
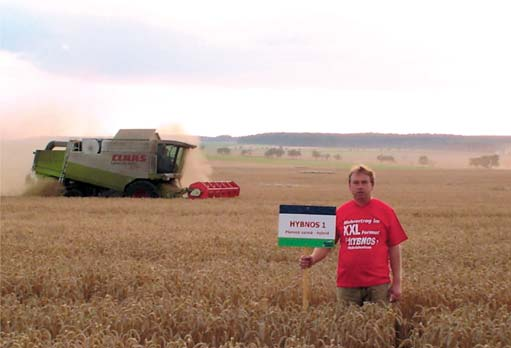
left=336, top=283, right=390, bottom=306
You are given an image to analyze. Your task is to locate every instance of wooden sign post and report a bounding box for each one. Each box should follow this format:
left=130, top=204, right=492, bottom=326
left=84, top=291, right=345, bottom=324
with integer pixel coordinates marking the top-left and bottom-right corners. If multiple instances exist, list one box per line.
left=302, top=247, right=312, bottom=310
left=278, top=205, right=336, bottom=310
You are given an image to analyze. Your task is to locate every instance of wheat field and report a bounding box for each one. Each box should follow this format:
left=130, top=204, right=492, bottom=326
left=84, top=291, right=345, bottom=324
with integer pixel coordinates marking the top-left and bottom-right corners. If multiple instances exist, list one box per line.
left=1, top=164, right=510, bottom=347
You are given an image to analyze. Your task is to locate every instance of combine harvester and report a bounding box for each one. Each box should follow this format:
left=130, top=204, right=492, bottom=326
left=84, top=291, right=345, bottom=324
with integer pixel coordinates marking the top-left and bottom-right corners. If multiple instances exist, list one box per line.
left=31, top=129, right=240, bottom=199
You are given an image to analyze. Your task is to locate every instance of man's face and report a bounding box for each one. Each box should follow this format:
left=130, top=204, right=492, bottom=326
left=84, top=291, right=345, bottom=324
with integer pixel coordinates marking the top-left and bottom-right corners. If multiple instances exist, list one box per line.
left=349, top=172, right=373, bottom=204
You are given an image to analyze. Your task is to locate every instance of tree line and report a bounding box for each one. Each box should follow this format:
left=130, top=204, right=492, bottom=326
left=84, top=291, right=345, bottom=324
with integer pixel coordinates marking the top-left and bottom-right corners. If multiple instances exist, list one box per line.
left=230, top=133, right=511, bottom=152
left=215, top=146, right=501, bottom=168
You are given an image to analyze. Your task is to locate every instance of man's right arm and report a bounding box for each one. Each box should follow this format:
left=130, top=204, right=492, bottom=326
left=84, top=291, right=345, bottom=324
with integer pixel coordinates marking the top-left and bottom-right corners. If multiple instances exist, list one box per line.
left=299, top=248, right=332, bottom=269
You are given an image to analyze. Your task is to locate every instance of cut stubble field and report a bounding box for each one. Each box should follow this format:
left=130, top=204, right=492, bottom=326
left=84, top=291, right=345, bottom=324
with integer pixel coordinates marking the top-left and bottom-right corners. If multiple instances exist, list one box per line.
left=1, top=164, right=511, bottom=347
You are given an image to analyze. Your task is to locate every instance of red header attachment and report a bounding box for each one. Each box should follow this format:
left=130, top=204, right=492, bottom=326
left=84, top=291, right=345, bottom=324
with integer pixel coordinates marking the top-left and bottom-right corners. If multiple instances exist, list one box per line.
left=188, top=181, right=240, bottom=199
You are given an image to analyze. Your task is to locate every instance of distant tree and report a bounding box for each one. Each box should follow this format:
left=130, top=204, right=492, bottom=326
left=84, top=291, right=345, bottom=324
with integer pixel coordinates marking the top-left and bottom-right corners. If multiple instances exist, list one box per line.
left=287, top=149, right=302, bottom=157
left=199, top=144, right=206, bottom=150
left=217, top=147, right=231, bottom=155
left=490, top=155, right=500, bottom=167
left=241, top=149, right=252, bottom=156
left=469, top=155, right=499, bottom=168
left=312, top=150, right=321, bottom=159
left=377, top=154, right=395, bottom=163
left=333, top=154, right=342, bottom=160
left=264, top=147, right=285, bottom=158
left=418, top=155, right=430, bottom=165
left=323, top=153, right=330, bottom=160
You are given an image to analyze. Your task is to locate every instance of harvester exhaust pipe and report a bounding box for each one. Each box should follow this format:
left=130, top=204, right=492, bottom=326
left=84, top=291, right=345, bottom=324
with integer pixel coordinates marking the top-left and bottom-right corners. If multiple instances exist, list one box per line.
left=45, top=141, right=68, bottom=150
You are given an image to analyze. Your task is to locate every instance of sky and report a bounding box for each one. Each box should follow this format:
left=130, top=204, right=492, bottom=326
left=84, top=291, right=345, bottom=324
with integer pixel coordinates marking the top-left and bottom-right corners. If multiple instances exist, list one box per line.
left=1, top=0, right=511, bottom=138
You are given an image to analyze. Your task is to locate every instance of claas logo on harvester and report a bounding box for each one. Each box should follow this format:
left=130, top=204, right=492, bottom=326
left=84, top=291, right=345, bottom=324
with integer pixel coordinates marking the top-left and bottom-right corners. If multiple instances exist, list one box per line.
left=111, top=154, right=147, bottom=162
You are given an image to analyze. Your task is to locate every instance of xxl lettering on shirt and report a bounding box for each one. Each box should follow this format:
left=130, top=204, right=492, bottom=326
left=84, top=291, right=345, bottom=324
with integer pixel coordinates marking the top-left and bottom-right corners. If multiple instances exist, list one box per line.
left=343, top=223, right=360, bottom=236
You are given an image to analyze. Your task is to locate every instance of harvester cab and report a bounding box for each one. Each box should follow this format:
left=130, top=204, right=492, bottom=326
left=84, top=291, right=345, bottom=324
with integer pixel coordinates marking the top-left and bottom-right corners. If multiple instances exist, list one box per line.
left=31, top=129, right=240, bottom=199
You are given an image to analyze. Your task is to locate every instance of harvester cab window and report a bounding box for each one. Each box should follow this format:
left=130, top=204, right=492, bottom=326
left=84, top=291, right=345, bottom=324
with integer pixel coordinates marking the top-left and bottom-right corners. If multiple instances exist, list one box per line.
left=174, top=147, right=184, bottom=172
left=157, top=144, right=178, bottom=173
left=72, top=141, right=82, bottom=152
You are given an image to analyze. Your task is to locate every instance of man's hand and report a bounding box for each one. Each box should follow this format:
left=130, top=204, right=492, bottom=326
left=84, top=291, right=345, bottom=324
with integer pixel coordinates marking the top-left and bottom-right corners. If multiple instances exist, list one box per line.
left=388, top=245, right=402, bottom=302
left=388, top=282, right=401, bottom=302
left=299, top=255, right=314, bottom=269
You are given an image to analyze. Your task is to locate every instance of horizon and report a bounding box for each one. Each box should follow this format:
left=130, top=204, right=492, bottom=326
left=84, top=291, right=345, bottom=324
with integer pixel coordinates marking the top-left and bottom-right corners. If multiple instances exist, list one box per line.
left=3, top=130, right=511, bottom=142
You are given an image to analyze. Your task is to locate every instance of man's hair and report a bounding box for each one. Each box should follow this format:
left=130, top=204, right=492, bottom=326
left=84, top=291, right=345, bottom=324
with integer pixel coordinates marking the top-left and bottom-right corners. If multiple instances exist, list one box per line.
left=348, top=165, right=375, bottom=185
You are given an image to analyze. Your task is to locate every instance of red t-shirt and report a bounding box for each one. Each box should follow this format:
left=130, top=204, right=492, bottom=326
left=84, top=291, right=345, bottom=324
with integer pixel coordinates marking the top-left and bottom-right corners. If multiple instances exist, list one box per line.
left=335, top=198, right=407, bottom=288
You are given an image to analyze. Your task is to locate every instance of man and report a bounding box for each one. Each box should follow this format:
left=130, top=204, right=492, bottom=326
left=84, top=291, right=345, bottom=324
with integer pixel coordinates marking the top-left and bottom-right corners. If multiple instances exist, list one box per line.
left=300, top=165, right=407, bottom=305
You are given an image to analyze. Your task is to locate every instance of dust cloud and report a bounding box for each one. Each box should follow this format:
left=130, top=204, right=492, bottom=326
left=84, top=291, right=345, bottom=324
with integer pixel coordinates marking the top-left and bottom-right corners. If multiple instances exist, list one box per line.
left=0, top=103, right=103, bottom=141
left=22, top=177, right=64, bottom=197
left=158, top=124, right=212, bottom=187
left=0, top=137, right=54, bottom=196
left=0, top=104, right=104, bottom=196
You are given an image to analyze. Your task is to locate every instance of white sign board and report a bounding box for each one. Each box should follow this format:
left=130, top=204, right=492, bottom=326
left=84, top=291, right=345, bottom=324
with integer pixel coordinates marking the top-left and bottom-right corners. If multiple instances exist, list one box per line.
left=278, top=205, right=336, bottom=248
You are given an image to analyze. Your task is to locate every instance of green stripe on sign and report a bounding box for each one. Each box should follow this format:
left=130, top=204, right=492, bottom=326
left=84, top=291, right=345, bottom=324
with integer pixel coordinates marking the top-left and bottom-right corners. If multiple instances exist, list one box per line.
left=278, top=238, right=335, bottom=248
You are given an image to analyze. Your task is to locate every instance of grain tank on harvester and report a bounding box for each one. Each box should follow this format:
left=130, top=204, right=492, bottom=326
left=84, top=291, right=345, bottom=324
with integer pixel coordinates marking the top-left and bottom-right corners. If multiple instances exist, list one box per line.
left=31, top=129, right=240, bottom=199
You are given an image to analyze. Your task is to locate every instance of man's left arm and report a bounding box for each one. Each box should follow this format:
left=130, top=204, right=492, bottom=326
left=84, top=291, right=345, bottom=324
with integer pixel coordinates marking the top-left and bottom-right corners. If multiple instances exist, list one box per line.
left=388, top=244, right=402, bottom=302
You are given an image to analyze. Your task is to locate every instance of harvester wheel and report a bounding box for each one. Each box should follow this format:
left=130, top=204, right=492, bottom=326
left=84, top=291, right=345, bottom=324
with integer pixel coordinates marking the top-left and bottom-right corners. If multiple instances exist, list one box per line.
left=64, top=188, right=83, bottom=197
left=125, top=181, right=160, bottom=198
left=99, top=189, right=123, bottom=198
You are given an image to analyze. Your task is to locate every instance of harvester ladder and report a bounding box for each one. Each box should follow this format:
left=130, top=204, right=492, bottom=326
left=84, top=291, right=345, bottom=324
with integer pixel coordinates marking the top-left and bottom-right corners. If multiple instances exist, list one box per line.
left=58, top=143, right=72, bottom=183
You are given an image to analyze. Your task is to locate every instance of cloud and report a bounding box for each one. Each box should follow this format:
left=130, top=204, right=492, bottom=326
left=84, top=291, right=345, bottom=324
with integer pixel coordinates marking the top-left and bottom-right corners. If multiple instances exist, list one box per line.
left=1, top=5, right=322, bottom=85
left=1, top=6, right=236, bottom=79
left=6, top=3, right=510, bottom=89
